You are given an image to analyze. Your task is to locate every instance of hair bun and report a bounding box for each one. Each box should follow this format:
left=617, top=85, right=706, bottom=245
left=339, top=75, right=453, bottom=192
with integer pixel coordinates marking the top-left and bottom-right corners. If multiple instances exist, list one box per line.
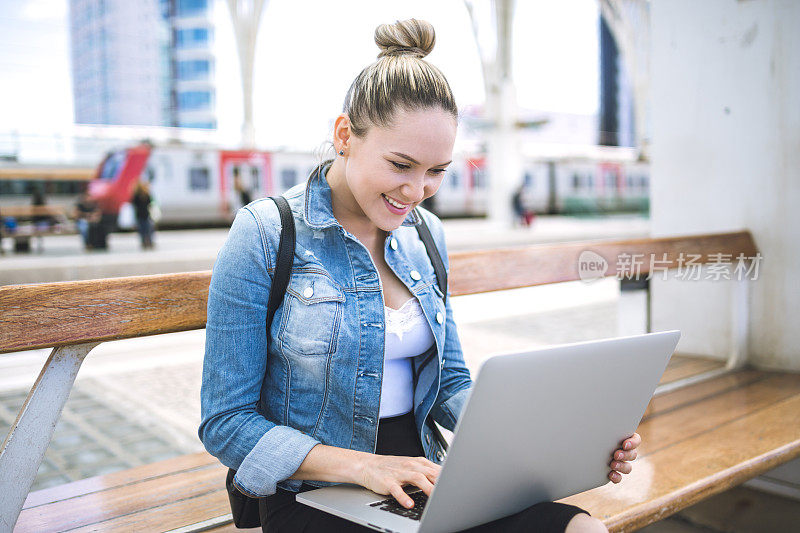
left=375, top=18, right=436, bottom=60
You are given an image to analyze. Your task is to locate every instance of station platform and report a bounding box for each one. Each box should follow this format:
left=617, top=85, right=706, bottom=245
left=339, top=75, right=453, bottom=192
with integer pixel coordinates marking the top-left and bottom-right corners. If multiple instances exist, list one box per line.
left=0, top=214, right=649, bottom=285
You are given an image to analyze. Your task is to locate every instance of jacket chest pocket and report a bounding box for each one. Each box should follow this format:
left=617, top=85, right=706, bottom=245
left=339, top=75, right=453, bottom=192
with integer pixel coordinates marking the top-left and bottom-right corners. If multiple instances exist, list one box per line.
left=279, top=270, right=345, bottom=356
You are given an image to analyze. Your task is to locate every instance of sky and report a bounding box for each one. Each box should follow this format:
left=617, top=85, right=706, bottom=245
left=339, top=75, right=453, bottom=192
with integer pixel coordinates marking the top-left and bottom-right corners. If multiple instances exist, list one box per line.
left=0, top=0, right=599, bottom=150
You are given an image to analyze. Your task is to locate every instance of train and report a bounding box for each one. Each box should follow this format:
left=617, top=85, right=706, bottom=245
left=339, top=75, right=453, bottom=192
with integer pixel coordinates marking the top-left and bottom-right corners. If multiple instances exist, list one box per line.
left=1, top=142, right=649, bottom=227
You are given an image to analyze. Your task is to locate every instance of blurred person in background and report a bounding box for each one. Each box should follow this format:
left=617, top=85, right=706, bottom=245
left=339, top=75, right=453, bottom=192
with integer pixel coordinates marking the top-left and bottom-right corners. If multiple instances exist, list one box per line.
left=234, top=173, right=253, bottom=208
left=31, top=186, right=53, bottom=230
left=72, top=191, right=101, bottom=250
left=132, top=181, right=155, bottom=250
left=512, top=183, right=534, bottom=227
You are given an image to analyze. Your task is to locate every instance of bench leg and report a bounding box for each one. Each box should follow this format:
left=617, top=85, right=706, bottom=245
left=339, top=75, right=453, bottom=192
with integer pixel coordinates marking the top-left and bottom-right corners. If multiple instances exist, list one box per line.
left=0, top=342, right=99, bottom=531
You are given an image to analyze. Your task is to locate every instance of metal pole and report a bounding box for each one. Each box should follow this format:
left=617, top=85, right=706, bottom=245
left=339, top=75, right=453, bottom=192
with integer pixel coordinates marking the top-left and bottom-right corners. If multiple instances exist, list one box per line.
left=0, top=342, right=99, bottom=531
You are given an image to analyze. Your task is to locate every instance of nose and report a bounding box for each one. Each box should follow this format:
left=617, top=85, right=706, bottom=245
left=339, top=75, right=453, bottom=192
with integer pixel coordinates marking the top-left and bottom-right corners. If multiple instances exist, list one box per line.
left=399, top=174, right=425, bottom=204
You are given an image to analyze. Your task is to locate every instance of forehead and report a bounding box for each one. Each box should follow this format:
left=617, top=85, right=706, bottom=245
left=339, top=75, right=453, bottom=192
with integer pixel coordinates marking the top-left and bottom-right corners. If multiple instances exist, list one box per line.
left=365, top=107, right=457, bottom=156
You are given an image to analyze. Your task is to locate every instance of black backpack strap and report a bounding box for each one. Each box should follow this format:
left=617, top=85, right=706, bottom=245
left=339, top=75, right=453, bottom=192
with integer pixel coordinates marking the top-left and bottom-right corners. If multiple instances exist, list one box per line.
left=412, top=208, right=451, bottom=455
left=413, top=208, right=448, bottom=304
left=267, top=196, right=295, bottom=332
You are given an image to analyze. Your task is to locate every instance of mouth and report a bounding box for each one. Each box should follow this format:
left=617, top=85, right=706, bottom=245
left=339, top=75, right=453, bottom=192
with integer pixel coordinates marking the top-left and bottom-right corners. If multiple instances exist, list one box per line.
left=381, top=193, right=411, bottom=215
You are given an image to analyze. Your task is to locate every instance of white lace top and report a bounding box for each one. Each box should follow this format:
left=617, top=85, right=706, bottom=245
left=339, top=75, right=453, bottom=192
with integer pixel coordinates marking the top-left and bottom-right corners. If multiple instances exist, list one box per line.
left=380, top=297, right=436, bottom=418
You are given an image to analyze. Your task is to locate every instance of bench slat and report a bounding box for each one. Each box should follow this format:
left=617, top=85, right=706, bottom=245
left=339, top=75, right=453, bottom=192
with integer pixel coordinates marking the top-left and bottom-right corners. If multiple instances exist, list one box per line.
left=16, top=460, right=225, bottom=532
left=0, top=272, right=211, bottom=354
left=449, top=230, right=757, bottom=296
left=0, top=231, right=758, bottom=354
left=640, top=373, right=800, bottom=453
left=644, top=368, right=765, bottom=418
left=563, top=391, right=800, bottom=531
left=68, top=488, right=230, bottom=533
left=15, top=367, right=799, bottom=532
left=658, top=354, right=725, bottom=384
left=22, top=451, right=216, bottom=509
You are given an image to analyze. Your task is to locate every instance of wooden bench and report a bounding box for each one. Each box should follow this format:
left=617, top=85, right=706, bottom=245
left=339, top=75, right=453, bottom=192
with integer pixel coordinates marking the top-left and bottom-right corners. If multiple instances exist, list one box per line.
left=3, top=230, right=798, bottom=532
left=0, top=205, right=76, bottom=253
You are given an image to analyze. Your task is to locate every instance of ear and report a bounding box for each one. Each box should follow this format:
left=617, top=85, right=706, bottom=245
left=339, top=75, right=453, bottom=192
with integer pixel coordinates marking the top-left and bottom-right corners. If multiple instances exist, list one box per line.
left=333, top=113, right=352, bottom=151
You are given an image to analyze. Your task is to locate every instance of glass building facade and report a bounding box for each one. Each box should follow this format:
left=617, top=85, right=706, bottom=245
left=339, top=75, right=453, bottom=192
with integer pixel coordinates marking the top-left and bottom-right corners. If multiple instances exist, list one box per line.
left=69, top=0, right=216, bottom=129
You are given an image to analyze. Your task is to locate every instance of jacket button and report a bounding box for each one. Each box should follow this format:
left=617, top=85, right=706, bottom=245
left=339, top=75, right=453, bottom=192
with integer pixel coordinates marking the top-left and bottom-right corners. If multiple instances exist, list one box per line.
left=390, top=238, right=398, bottom=251
left=441, top=358, right=445, bottom=368
left=303, top=286, right=314, bottom=298
left=435, top=312, right=443, bottom=324
left=410, top=270, right=421, bottom=281
left=436, top=451, right=444, bottom=461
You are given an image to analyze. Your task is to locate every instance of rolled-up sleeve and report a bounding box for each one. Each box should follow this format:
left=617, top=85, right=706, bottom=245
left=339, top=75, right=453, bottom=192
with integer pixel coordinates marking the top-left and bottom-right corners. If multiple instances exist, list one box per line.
left=198, top=206, right=320, bottom=497
left=421, top=210, right=473, bottom=431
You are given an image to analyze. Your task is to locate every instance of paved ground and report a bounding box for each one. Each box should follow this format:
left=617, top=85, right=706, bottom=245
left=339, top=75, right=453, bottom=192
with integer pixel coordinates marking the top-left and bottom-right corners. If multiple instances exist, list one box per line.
left=0, top=214, right=650, bottom=285
left=2, top=214, right=798, bottom=530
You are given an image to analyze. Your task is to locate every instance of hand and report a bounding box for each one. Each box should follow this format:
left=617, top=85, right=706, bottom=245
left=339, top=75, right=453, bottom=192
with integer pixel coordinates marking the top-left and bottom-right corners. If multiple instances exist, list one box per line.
left=358, top=454, right=441, bottom=508
left=608, top=433, right=641, bottom=483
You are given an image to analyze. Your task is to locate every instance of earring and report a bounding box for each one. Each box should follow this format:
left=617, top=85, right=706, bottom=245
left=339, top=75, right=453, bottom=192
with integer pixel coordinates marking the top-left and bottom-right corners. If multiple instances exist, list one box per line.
left=338, top=150, right=344, bottom=156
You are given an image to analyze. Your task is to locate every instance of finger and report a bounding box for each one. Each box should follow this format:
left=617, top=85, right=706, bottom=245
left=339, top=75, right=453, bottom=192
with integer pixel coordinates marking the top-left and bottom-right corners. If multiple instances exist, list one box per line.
left=610, top=461, right=632, bottom=475
left=389, top=484, right=415, bottom=509
left=614, top=449, right=638, bottom=462
left=624, top=433, right=642, bottom=450
left=421, top=469, right=438, bottom=486
left=418, top=457, right=442, bottom=472
left=407, top=472, right=435, bottom=496
left=608, top=471, right=622, bottom=483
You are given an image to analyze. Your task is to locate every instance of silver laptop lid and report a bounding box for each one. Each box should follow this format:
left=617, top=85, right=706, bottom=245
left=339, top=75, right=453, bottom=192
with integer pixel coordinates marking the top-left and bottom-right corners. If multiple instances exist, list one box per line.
left=417, top=331, right=680, bottom=533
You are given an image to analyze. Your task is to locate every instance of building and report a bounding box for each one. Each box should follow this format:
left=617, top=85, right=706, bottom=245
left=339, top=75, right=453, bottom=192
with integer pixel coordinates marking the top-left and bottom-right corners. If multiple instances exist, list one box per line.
left=68, top=0, right=216, bottom=129
left=598, top=16, right=634, bottom=147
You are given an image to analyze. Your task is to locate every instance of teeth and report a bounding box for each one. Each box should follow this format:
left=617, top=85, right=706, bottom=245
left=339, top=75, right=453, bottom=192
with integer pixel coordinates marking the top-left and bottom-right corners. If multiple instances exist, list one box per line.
left=383, top=194, right=408, bottom=209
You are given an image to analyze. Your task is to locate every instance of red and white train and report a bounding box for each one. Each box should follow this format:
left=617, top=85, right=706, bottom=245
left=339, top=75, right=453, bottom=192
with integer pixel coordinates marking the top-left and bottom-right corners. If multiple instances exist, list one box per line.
left=86, top=142, right=649, bottom=226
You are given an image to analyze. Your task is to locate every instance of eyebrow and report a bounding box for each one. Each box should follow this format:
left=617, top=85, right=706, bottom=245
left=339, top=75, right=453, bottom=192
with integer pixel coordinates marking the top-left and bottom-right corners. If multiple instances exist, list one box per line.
left=390, top=152, right=452, bottom=167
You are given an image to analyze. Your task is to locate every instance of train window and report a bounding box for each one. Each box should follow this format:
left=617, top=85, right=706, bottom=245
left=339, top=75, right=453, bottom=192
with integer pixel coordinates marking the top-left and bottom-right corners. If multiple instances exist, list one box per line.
left=639, top=175, right=648, bottom=188
left=189, top=167, right=210, bottom=190
left=605, top=170, right=618, bottom=191
left=100, top=151, right=125, bottom=181
left=250, top=166, right=260, bottom=190
left=280, top=168, right=297, bottom=189
left=449, top=170, right=460, bottom=189
left=586, top=174, right=594, bottom=188
left=145, top=166, right=156, bottom=183
left=524, top=172, right=534, bottom=187
left=572, top=173, right=581, bottom=190
left=472, top=168, right=485, bottom=188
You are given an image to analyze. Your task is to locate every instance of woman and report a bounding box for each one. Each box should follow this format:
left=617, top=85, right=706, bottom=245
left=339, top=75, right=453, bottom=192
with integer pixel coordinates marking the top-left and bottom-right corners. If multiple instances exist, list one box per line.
left=199, top=19, right=637, bottom=533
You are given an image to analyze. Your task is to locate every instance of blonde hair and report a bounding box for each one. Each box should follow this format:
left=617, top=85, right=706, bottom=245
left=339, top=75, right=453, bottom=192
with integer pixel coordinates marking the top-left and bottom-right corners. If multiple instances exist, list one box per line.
left=346, top=18, right=459, bottom=136
left=314, top=18, right=459, bottom=169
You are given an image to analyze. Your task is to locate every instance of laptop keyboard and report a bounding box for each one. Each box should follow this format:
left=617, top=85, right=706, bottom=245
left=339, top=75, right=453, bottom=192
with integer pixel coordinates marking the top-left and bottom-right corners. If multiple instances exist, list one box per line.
left=368, top=489, right=428, bottom=521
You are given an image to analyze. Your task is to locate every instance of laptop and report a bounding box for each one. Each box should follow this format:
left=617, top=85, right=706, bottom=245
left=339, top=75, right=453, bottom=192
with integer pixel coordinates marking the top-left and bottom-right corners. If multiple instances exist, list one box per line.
left=297, top=330, right=681, bottom=533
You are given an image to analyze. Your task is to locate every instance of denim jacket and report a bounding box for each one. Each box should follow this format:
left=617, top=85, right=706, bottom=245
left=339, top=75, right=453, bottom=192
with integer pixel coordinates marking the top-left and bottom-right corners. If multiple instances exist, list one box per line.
left=198, top=160, right=473, bottom=498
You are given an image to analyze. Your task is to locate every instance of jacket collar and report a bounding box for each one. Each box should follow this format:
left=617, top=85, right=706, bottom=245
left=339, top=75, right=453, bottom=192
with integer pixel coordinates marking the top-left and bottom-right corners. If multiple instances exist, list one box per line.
left=303, top=160, right=421, bottom=230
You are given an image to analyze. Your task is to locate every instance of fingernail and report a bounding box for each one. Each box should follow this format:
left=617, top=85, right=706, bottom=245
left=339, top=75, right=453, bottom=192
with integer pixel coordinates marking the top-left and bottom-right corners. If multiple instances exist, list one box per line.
left=624, top=442, right=631, bottom=450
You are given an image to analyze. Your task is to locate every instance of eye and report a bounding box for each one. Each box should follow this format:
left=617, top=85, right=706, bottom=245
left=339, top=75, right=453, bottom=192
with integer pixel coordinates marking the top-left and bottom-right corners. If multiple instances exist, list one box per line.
left=391, top=161, right=447, bottom=175
left=391, top=161, right=410, bottom=170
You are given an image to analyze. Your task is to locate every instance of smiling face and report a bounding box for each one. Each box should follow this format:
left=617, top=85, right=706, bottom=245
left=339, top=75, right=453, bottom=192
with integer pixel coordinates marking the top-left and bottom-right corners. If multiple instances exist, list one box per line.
left=327, top=106, right=457, bottom=237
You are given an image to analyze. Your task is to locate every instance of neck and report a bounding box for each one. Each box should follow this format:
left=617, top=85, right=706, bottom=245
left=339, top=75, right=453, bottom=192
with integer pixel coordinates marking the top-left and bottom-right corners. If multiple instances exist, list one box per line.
left=326, top=158, right=385, bottom=245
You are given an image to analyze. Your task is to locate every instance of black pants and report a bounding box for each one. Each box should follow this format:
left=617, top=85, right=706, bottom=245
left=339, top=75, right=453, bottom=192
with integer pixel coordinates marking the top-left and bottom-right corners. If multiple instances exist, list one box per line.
left=260, top=411, right=589, bottom=532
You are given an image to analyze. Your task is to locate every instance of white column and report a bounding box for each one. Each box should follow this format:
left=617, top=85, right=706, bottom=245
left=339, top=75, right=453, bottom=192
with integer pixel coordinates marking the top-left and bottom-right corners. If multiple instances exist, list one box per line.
left=649, top=0, right=800, bottom=371
left=226, top=0, right=267, bottom=148
left=465, top=0, right=522, bottom=227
